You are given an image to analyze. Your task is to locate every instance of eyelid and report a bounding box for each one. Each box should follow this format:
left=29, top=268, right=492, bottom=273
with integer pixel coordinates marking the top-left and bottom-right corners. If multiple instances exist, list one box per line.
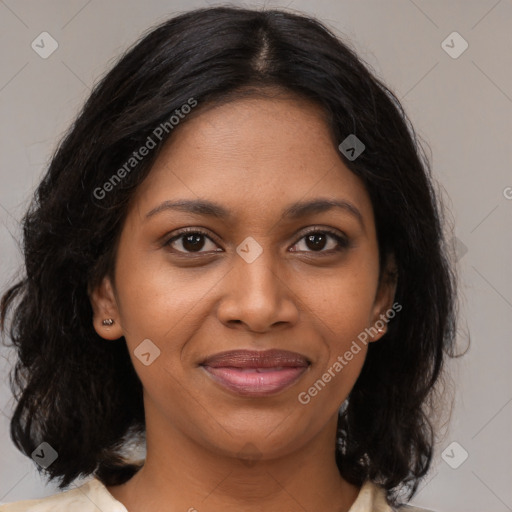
left=295, top=225, right=348, bottom=241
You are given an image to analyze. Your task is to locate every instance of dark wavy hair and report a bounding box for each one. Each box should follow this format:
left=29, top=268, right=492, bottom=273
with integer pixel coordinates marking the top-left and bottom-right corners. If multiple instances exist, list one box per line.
left=1, top=5, right=457, bottom=507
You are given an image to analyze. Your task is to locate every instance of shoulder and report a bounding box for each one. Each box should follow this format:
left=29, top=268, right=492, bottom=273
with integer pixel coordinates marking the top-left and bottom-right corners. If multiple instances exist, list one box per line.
left=351, top=481, right=435, bottom=512
left=0, top=478, right=127, bottom=512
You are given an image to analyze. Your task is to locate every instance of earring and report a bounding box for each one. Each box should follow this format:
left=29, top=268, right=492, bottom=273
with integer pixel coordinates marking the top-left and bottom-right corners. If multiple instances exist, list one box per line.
left=102, top=318, right=115, bottom=326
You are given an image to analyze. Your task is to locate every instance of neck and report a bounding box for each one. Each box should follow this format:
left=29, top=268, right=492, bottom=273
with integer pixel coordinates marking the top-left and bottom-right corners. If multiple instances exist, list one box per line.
left=107, top=410, right=359, bottom=512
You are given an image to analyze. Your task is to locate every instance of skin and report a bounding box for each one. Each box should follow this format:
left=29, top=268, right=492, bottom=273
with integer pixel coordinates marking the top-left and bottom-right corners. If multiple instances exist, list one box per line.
left=90, top=92, right=397, bottom=512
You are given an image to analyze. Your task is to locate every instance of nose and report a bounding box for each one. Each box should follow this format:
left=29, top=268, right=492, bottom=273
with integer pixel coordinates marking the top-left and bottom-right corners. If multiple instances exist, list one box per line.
left=216, top=248, right=300, bottom=333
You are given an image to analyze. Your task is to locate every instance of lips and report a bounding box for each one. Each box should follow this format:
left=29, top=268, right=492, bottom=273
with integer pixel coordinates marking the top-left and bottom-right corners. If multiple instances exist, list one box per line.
left=200, top=349, right=310, bottom=396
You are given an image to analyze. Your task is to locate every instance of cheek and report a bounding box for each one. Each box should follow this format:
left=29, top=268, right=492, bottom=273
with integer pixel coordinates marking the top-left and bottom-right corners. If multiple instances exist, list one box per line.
left=113, top=252, right=211, bottom=346
left=299, top=285, right=371, bottom=411
left=300, top=263, right=377, bottom=388
left=306, top=265, right=378, bottom=337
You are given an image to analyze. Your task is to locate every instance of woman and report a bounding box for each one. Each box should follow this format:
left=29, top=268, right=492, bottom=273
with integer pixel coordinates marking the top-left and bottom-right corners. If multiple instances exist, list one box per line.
left=0, top=6, right=456, bottom=511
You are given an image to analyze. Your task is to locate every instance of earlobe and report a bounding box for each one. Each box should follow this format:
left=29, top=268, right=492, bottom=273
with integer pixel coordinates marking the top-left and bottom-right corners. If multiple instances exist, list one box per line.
left=88, top=276, right=123, bottom=340
left=369, top=321, right=388, bottom=342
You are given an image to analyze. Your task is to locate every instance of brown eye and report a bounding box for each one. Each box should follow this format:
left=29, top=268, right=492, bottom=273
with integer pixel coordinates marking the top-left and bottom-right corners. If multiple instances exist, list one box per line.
left=165, top=230, right=221, bottom=254
left=290, top=229, right=349, bottom=253
left=305, top=233, right=328, bottom=251
left=180, top=233, right=207, bottom=252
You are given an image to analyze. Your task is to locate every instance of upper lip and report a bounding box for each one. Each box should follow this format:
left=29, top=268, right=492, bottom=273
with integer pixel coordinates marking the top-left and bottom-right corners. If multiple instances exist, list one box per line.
left=201, top=349, right=310, bottom=369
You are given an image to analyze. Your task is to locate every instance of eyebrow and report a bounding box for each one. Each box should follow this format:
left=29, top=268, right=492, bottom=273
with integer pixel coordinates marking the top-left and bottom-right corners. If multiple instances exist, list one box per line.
left=145, top=198, right=364, bottom=229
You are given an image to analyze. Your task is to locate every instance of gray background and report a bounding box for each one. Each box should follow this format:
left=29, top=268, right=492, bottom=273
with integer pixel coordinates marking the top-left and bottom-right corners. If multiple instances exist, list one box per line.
left=1, top=1, right=511, bottom=510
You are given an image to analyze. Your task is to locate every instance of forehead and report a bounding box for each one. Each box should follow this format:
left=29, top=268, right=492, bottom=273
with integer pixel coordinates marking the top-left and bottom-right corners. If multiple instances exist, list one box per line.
left=129, top=95, right=375, bottom=228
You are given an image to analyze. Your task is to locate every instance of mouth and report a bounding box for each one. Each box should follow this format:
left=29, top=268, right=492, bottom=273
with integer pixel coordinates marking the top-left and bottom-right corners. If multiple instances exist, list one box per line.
left=200, top=349, right=311, bottom=397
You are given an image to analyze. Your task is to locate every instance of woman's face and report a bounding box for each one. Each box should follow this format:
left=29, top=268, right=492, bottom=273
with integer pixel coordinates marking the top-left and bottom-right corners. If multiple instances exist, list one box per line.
left=91, top=93, right=395, bottom=462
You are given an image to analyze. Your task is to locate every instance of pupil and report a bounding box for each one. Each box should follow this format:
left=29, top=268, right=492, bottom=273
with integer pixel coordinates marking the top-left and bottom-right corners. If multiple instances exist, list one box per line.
left=183, top=234, right=204, bottom=252
left=306, top=233, right=326, bottom=251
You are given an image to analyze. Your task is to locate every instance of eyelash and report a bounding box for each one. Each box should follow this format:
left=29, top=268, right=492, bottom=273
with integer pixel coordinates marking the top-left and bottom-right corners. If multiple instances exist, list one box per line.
left=164, top=227, right=350, bottom=256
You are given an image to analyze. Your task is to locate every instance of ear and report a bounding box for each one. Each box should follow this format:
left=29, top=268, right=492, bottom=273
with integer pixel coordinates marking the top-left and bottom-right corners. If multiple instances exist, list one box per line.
left=88, top=276, right=124, bottom=340
left=368, top=253, right=398, bottom=342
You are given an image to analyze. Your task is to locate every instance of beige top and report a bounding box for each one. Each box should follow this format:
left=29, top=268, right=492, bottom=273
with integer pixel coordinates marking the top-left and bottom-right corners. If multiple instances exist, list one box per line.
left=0, top=477, right=404, bottom=512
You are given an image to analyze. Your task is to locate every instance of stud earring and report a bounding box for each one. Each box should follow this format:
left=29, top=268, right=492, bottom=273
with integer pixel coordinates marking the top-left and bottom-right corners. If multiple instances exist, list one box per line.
left=102, top=318, right=115, bottom=326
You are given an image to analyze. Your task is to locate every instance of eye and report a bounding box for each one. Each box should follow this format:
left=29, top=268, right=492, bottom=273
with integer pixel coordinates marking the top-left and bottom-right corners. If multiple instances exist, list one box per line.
left=165, top=228, right=221, bottom=254
left=164, top=227, right=350, bottom=255
left=290, top=228, right=349, bottom=253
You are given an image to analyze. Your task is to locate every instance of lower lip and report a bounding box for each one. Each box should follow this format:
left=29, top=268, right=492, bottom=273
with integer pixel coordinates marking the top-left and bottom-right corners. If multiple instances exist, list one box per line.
left=202, top=366, right=308, bottom=396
